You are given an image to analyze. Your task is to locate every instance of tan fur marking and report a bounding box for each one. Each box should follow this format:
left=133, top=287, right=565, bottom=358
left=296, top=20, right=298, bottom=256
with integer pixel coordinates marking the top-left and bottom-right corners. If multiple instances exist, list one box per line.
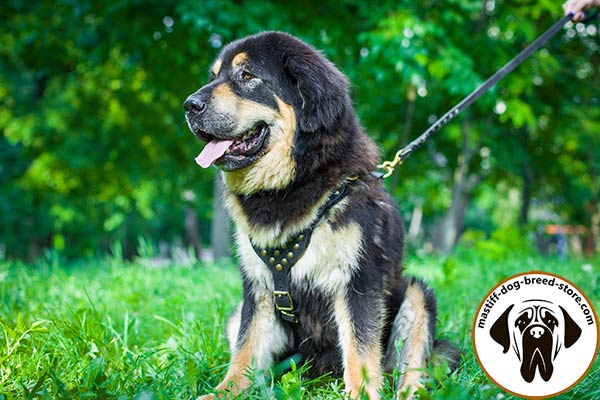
left=214, top=339, right=253, bottom=395
left=334, top=296, right=383, bottom=399
left=211, top=295, right=288, bottom=398
left=396, top=284, right=430, bottom=398
left=223, top=97, right=297, bottom=195
left=344, top=338, right=365, bottom=398
left=211, top=59, right=222, bottom=77
left=232, top=52, right=248, bottom=67
left=211, top=85, right=283, bottom=140
left=211, top=83, right=239, bottom=112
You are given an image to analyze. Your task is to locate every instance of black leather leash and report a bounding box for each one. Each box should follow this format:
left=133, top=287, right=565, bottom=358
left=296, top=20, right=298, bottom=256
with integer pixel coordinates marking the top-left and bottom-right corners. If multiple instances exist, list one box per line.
left=251, top=178, right=354, bottom=323
left=379, top=11, right=598, bottom=178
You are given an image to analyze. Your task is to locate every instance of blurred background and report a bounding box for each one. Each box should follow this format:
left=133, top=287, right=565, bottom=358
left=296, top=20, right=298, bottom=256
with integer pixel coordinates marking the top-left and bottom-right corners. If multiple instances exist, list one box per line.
left=1, top=0, right=599, bottom=262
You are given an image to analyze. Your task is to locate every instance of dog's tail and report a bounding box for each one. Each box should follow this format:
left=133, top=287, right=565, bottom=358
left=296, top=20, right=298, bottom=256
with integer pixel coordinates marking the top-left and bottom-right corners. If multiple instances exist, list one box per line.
left=431, top=338, right=461, bottom=374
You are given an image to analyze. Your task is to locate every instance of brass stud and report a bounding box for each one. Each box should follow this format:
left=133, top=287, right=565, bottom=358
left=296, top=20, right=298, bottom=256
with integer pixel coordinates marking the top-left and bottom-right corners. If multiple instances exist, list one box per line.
left=334, top=190, right=340, bottom=195
left=274, top=249, right=280, bottom=257
left=297, top=234, right=304, bottom=241
left=287, top=252, right=294, bottom=258
left=293, top=243, right=300, bottom=250
left=275, top=264, right=283, bottom=271
left=269, top=257, right=275, bottom=264
left=281, top=258, right=288, bottom=265
left=261, top=249, right=268, bottom=256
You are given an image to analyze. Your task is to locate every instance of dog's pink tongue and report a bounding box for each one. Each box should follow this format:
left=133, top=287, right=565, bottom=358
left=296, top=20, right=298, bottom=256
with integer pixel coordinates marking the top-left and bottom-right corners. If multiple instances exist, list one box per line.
left=195, top=139, right=234, bottom=168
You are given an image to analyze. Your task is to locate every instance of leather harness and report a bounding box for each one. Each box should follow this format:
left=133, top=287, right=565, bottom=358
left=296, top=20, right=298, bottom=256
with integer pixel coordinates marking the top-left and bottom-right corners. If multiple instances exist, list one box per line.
left=250, top=178, right=355, bottom=323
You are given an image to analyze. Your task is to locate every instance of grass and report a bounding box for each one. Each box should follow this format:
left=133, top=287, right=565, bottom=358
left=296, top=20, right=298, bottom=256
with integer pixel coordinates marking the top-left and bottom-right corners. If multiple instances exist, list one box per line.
left=0, top=249, right=599, bottom=399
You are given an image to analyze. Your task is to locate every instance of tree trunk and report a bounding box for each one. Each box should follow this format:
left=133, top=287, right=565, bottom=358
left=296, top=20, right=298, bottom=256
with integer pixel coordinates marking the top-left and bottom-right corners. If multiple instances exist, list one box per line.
left=182, top=189, right=203, bottom=261
left=211, top=174, right=231, bottom=261
left=435, top=170, right=470, bottom=254
left=390, top=85, right=416, bottom=193
left=407, top=203, right=423, bottom=243
left=434, top=116, right=479, bottom=254
left=589, top=205, right=599, bottom=255
left=184, top=204, right=202, bottom=259
left=520, top=165, right=533, bottom=226
left=585, top=151, right=599, bottom=255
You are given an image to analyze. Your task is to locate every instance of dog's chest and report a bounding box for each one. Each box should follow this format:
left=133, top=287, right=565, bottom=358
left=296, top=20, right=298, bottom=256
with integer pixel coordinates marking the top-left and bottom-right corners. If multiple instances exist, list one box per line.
left=237, top=220, right=363, bottom=296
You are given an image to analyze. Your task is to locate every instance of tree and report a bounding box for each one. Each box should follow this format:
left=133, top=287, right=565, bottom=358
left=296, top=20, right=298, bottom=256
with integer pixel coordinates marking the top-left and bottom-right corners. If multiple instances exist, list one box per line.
left=1, top=0, right=598, bottom=259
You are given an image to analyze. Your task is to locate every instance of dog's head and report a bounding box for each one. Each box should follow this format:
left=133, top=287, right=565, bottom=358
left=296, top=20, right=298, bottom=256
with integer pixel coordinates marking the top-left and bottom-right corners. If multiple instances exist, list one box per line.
left=490, top=300, right=582, bottom=382
left=184, top=31, right=356, bottom=194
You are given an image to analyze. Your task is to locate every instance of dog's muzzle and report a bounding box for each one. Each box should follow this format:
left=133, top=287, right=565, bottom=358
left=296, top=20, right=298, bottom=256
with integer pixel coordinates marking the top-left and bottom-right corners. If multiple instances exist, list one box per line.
left=520, top=323, right=554, bottom=382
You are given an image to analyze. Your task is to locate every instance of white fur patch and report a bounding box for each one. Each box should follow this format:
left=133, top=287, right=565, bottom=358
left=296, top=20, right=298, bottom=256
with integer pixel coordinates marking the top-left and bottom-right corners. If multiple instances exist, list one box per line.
left=248, top=294, right=289, bottom=369
left=236, top=218, right=363, bottom=297
left=237, top=227, right=276, bottom=294
left=226, top=303, right=243, bottom=353
left=290, top=222, right=362, bottom=295
left=224, top=188, right=341, bottom=249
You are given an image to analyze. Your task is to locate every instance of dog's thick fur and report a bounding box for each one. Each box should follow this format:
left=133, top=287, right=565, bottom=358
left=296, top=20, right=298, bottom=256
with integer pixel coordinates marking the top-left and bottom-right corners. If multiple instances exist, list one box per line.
left=184, top=31, right=459, bottom=399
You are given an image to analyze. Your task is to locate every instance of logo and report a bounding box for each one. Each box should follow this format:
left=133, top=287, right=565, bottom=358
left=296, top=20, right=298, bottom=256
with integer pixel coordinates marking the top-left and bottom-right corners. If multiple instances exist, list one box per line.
left=473, top=272, right=599, bottom=398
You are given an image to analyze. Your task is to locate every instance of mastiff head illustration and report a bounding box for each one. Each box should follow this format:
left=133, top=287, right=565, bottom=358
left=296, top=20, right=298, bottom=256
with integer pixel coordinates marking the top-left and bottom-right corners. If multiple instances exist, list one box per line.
left=490, top=300, right=582, bottom=382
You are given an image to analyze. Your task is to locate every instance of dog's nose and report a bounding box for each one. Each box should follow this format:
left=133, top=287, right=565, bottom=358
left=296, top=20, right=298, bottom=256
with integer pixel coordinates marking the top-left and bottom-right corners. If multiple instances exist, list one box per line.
left=530, top=326, right=544, bottom=339
left=183, top=95, right=207, bottom=114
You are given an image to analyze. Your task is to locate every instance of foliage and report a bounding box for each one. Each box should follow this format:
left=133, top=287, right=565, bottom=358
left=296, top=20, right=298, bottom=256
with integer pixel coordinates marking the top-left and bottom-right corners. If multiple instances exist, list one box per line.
left=0, top=256, right=239, bottom=398
left=1, top=252, right=599, bottom=398
left=1, top=0, right=599, bottom=258
left=456, top=225, right=530, bottom=262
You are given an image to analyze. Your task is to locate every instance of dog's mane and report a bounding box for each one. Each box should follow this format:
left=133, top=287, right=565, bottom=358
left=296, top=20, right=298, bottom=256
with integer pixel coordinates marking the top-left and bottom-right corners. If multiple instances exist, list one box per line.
left=226, top=32, right=381, bottom=232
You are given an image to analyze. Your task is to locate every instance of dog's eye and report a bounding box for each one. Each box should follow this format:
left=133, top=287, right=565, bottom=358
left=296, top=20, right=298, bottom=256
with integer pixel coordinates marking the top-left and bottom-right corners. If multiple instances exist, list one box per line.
left=240, top=71, right=255, bottom=81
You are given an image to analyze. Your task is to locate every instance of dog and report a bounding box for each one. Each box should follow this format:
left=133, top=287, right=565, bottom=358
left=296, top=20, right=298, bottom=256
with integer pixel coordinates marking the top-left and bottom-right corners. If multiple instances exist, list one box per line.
left=490, top=300, right=582, bottom=383
left=183, top=31, right=459, bottom=399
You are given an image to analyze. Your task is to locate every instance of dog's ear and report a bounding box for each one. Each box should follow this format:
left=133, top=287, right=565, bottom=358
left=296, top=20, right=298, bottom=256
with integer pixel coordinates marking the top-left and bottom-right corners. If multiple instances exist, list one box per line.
left=559, top=306, right=582, bottom=348
left=490, top=304, right=514, bottom=353
left=284, top=50, right=349, bottom=132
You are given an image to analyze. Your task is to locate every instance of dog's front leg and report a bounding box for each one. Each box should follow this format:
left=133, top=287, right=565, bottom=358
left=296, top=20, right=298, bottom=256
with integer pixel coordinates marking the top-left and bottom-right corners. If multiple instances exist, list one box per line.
left=199, top=292, right=288, bottom=399
left=334, top=294, right=383, bottom=400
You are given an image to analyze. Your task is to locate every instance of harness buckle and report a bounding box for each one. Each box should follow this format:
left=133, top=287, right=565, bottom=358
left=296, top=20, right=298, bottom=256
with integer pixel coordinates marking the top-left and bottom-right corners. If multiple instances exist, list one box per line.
left=273, top=290, right=294, bottom=312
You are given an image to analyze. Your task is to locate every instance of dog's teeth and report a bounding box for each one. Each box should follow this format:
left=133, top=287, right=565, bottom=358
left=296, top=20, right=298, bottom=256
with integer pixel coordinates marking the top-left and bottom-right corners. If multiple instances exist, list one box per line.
left=225, top=149, right=231, bottom=154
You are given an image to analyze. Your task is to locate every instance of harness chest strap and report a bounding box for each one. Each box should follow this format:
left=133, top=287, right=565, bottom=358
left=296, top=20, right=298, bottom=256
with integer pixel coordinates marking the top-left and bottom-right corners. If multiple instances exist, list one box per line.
left=250, top=179, right=353, bottom=323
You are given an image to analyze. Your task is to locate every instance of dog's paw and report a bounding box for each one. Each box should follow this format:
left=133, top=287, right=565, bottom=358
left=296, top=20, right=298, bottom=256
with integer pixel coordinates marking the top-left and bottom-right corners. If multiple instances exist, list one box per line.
left=397, top=380, right=424, bottom=400
left=196, top=395, right=216, bottom=400
left=344, top=386, right=380, bottom=400
left=344, top=387, right=360, bottom=399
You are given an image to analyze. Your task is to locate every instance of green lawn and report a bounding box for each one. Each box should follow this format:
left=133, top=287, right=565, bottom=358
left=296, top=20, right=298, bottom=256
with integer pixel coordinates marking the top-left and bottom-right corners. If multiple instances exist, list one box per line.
left=1, top=250, right=599, bottom=399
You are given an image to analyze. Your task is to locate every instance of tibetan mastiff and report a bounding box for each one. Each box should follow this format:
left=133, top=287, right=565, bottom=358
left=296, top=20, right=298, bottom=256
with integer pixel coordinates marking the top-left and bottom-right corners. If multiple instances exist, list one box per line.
left=184, top=31, right=459, bottom=399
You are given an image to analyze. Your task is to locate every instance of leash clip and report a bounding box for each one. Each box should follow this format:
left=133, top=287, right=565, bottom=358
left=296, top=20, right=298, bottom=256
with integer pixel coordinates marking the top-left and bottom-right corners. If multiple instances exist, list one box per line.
left=378, top=148, right=407, bottom=179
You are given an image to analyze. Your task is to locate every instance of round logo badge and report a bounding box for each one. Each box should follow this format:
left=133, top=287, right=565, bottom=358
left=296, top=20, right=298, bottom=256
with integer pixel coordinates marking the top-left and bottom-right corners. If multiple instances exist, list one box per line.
left=473, top=271, right=599, bottom=398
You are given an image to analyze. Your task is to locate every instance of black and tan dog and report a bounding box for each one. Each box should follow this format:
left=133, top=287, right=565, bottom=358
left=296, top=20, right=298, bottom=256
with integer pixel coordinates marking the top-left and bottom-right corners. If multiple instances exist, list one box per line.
left=184, top=31, right=459, bottom=399
left=490, top=300, right=581, bottom=383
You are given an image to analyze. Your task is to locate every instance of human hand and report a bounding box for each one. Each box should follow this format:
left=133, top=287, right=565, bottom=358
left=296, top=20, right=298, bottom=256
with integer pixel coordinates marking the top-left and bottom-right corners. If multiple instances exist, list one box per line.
left=563, top=0, right=600, bottom=21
